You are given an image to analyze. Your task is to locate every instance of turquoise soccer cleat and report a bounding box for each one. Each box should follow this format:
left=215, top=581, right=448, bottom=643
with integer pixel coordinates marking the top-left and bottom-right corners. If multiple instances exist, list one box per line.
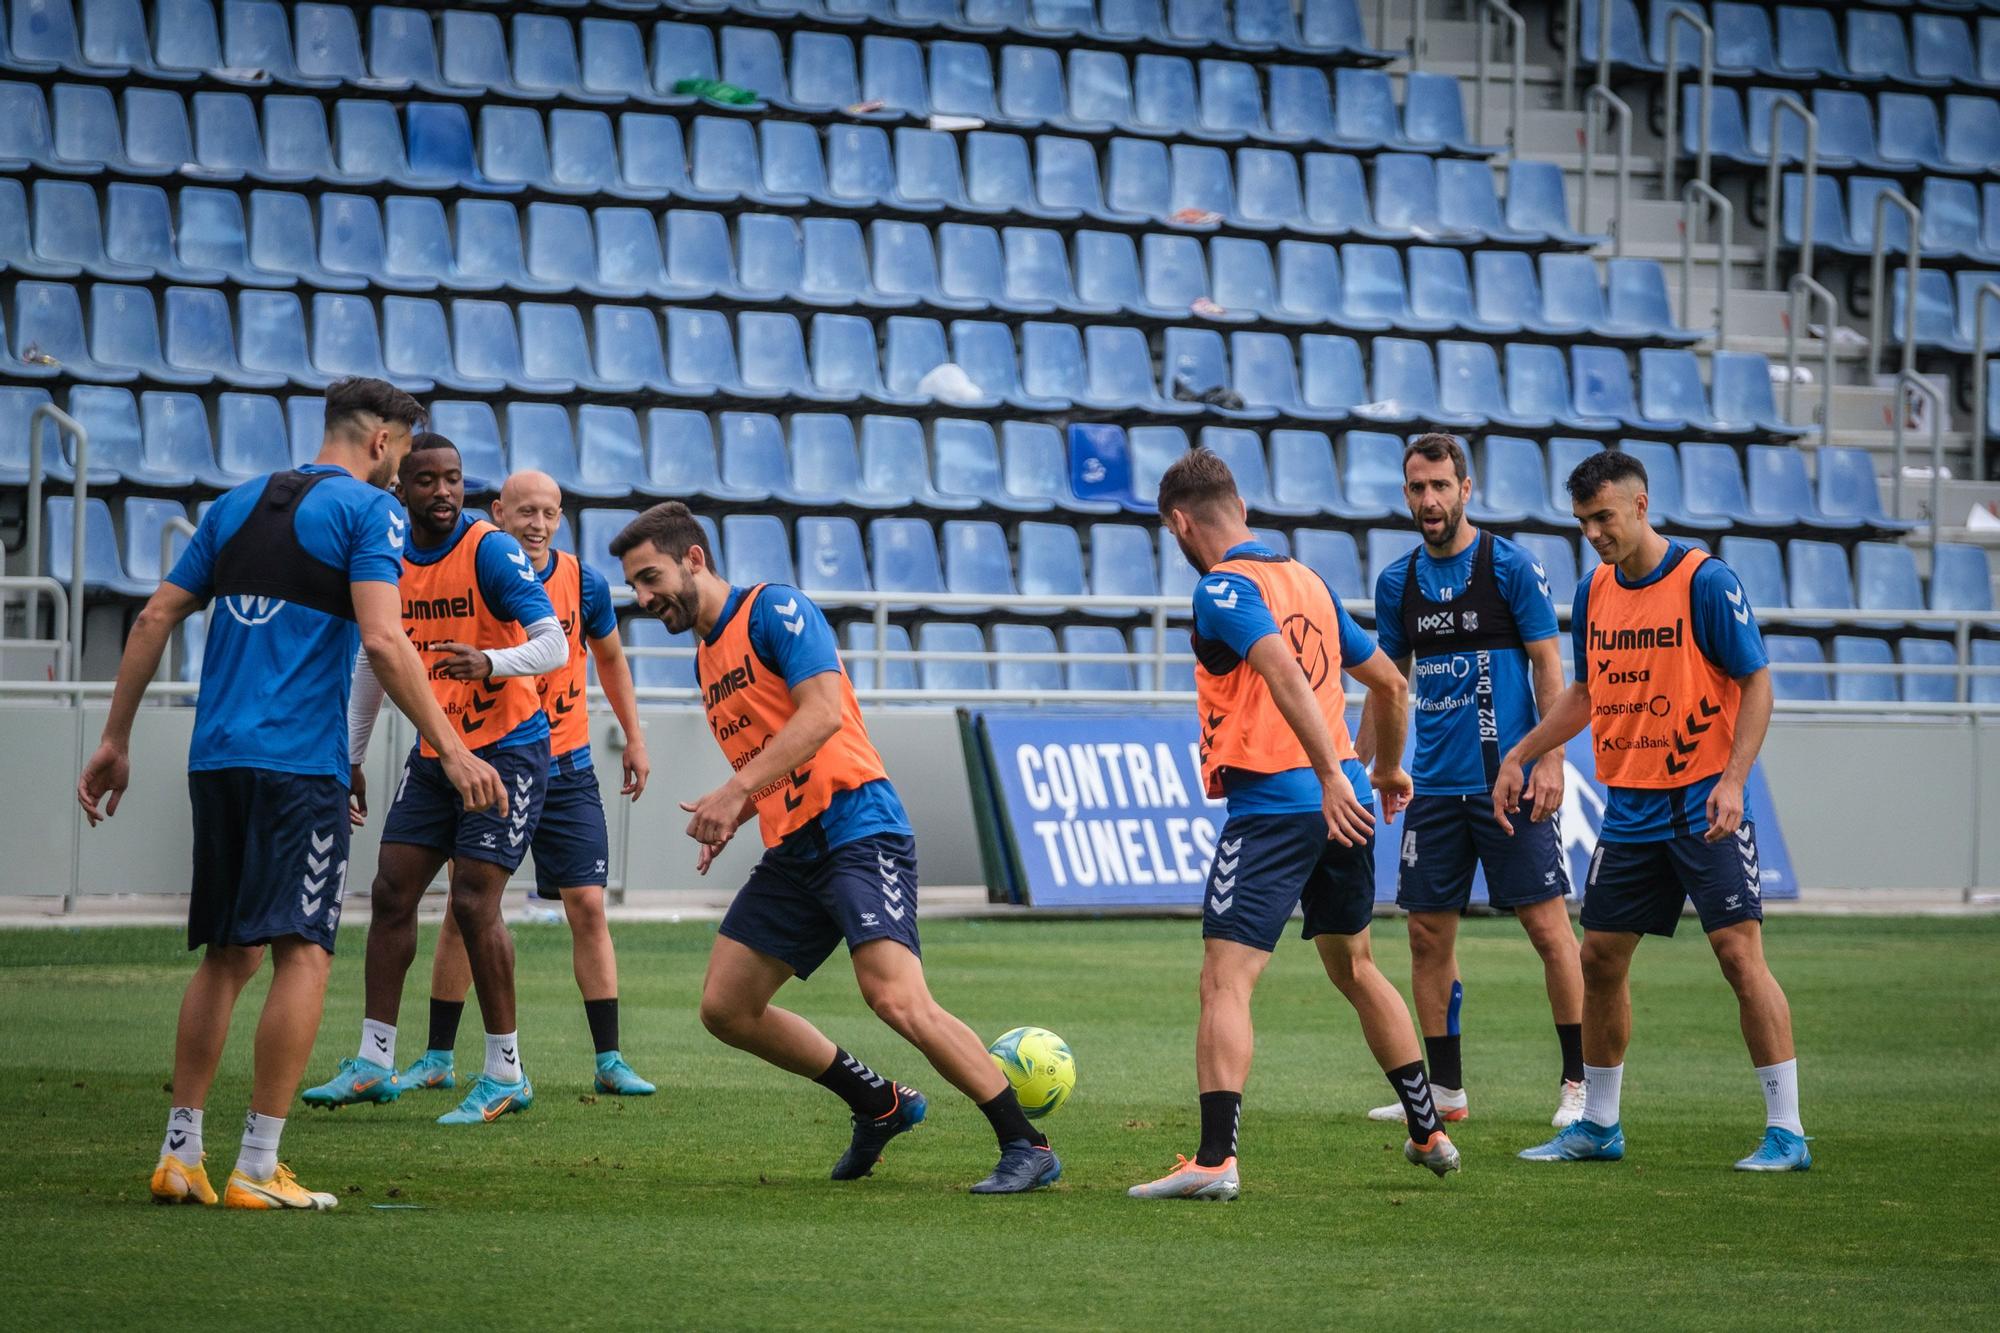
left=398, top=1050, right=456, bottom=1092
left=436, top=1074, right=533, bottom=1125
left=593, top=1052, right=656, bottom=1096
left=301, top=1057, right=401, bottom=1108
left=1518, top=1119, right=1625, bottom=1162
left=1734, top=1126, right=1812, bottom=1172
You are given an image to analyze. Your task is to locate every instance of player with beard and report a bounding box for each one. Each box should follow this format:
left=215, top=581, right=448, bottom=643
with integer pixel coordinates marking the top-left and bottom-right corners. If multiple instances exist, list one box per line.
left=1357, top=434, right=1587, bottom=1130
left=305, top=435, right=569, bottom=1126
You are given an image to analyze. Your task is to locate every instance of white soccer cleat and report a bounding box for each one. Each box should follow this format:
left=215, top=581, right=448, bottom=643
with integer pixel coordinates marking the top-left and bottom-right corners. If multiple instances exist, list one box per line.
left=1552, top=1079, right=1587, bottom=1128
left=1405, top=1132, right=1462, bottom=1177
left=1368, top=1086, right=1467, bottom=1123
left=1127, top=1154, right=1240, bottom=1201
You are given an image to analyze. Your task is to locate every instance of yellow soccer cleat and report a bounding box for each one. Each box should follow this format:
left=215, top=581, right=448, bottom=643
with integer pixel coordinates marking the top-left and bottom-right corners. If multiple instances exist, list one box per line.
left=150, top=1154, right=218, bottom=1206
left=223, top=1163, right=338, bottom=1211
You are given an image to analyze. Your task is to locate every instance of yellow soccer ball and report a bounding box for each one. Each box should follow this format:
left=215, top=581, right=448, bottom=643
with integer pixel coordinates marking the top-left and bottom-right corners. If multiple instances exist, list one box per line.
left=987, top=1026, right=1076, bottom=1120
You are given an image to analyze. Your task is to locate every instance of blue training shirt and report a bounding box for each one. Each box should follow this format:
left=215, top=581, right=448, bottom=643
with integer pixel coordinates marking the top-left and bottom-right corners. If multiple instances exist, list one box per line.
left=168, top=465, right=403, bottom=782
left=542, top=553, right=618, bottom=772
left=1194, top=541, right=1378, bottom=816
left=1572, top=540, right=1768, bottom=841
left=401, top=512, right=559, bottom=753
left=1375, top=532, right=1560, bottom=796
left=708, top=583, right=912, bottom=850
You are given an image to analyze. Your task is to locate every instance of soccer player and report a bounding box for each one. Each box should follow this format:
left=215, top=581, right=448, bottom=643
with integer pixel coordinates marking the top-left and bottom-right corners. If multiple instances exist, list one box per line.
left=305, top=435, right=568, bottom=1125
left=399, top=470, right=656, bottom=1098
left=1130, top=449, right=1457, bottom=1203
left=1497, top=450, right=1808, bottom=1171
left=78, top=378, right=506, bottom=1210
left=1359, top=434, right=1587, bottom=1129
left=612, top=502, right=1061, bottom=1194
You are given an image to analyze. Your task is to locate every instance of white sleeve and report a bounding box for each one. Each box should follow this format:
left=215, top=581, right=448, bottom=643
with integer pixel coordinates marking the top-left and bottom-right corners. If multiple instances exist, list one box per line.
left=483, top=616, right=567, bottom=679
left=348, top=646, right=387, bottom=766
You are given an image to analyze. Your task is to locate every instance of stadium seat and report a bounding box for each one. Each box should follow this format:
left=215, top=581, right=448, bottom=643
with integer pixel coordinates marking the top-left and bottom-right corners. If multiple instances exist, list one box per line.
left=1787, top=539, right=1854, bottom=631
left=868, top=516, right=947, bottom=610
left=1720, top=535, right=1788, bottom=615
left=1897, top=638, right=1960, bottom=705
left=1016, top=520, right=1087, bottom=610
left=1294, top=528, right=1365, bottom=602
left=711, top=512, right=789, bottom=589
left=1003, top=422, right=1120, bottom=515
left=30, top=179, right=147, bottom=282
left=1832, top=635, right=1899, bottom=703
left=1270, top=429, right=1385, bottom=521
left=1680, top=442, right=1783, bottom=531
left=508, top=402, right=629, bottom=502
left=429, top=401, right=507, bottom=495
left=139, top=390, right=234, bottom=491
left=622, top=618, right=696, bottom=692
left=1367, top=528, right=1422, bottom=584
left=1506, top=160, right=1603, bottom=249
left=575, top=405, right=648, bottom=502
left=121, top=494, right=193, bottom=584
left=1816, top=447, right=1915, bottom=533
left=940, top=520, right=1016, bottom=613
left=992, top=622, right=1063, bottom=693
left=1856, top=541, right=1927, bottom=632
left=1513, top=532, right=1579, bottom=608
left=1061, top=625, right=1134, bottom=692
left=1473, top=435, right=1557, bottom=525
left=918, top=621, right=992, bottom=694
left=1746, top=445, right=1861, bottom=532
left=843, top=622, right=917, bottom=693
left=1972, top=641, right=2000, bottom=706
left=796, top=515, right=871, bottom=599
left=1764, top=635, right=1830, bottom=703
left=66, top=383, right=190, bottom=487
left=812, top=313, right=917, bottom=409
left=213, top=393, right=291, bottom=484
left=1343, top=431, right=1408, bottom=514
left=45, top=495, right=153, bottom=596
left=1616, top=441, right=1719, bottom=533
left=1930, top=544, right=1997, bottom=616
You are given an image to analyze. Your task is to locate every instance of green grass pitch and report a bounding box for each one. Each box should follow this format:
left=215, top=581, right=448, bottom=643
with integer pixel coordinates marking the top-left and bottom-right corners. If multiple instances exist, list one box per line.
left=2, top=915, right=1995, bottom=1329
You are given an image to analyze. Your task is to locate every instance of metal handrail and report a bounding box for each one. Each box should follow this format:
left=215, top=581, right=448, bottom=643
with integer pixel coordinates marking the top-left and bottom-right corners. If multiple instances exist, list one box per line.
left=1970, top=281, right=2000, bottom=484
left=1580, top=84, right=1632, bottom=257
left=1762, top=94, right=1817, bottom=291
left=25, top=404, right=88, bottom=684
left=1474, top=0, right=1527, bottom=157
left=1784, top=273, right=1837, bottom=441
left=1376, top=0, right=1426, bottom=70
left=1680, top=179, right=1733, bottom=346
left=157, top=517, right=197, bottom=684
left=0, top=575, right=71, bottom=682
left=1867, top=187, right=1922, bottom=380
left=1889, top=370, right=1946, bottom=545
left=1661, top=7, right=1714, bottom=199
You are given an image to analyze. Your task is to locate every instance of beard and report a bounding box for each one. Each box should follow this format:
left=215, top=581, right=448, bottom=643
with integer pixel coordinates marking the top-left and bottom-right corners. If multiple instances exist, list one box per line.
left=647, top=580, right=701, bottom=633
left=1424, top=504, right=1465, bottom=549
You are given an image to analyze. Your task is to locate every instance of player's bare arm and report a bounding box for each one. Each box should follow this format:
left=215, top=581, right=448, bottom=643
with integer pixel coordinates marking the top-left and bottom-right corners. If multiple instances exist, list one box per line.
left=587, top=630, right=651, bottom=800
left=681, top=671, right=843, bottom=847
left=1705, top=667, right=1771, bottom=843
left=1493, top=678, right=1593, bottom=835
left=1521, top=636, right=1569, bottom=823
left=1244, top=635, right=1373, bottom=847
left=1348, top=646, right=1412, bottom=821
left=353, top=581, right=506, bottom=818
left=77, top=581, right=203, bottom=825
left=1351, top=655, right=1414, bottom=770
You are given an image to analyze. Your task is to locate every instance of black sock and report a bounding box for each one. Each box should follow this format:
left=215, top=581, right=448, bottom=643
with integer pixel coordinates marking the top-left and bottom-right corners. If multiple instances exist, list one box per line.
left=584, top=998, right=619, bottom=1055
left=1424, top=1033, right=1463, bottom=1091
left=1196, top=1090, right=1242, bottom=1167
left=426, top=998, right=464, bottom=1055
left=1387, top=1060, right=1442, bottom=1141
left=1556, top=1022, right=1585, bottom=1084
left=812, top=1048, right=898, bottom=1118
left=978, top=1086, right=1049, bottom=1149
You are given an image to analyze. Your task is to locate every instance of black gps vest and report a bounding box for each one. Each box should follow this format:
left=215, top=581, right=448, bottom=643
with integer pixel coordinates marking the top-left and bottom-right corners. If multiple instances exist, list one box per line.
left=1400, top=530, right=1522, bottom=787
left=209, top=469, right=357, bottom=621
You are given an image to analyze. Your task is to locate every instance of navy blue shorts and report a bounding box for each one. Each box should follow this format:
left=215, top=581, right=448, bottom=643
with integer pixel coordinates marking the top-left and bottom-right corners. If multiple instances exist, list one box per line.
left=532, top=764, right=611, bottom=898
left=1202, top=811, right=1377, bottom=953
left=380, top=739, right=550, bottom=872
left=188, top=767, right=352, bottom=953
left=1396, top=792, right=1570, bottom=913
left=1580, top=825, right=1766, bottom=937
left=719, top=832, right=922, bottom=980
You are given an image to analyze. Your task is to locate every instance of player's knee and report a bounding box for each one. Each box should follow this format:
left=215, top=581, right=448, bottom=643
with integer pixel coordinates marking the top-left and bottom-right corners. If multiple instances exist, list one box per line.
left=369, top=874, right=418, bottom=925
left=698, top=991, right=751, bottom=1041
left=563, top=889, right=608, bottom=937
left=447, top=888, right=498, bottom=934
left=1712, top=940, right=1766, bottom=993
left=205, top=943, right=265, bottom=982
left=1405, top=920, right=1452, bottom=967
left=1579, top=939, right=1626, bottom=986
left=862, top=982, right=930, bottom=1035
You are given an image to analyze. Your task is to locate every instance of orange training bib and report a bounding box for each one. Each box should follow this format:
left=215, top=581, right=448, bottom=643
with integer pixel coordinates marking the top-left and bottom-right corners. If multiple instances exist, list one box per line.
left=538, top=550, right=591, bottom=759
left=400, top=519, right=540, bottom=757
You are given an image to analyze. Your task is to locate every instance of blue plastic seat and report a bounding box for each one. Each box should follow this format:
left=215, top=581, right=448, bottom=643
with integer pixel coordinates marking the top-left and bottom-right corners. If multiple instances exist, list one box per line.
left=422, top=401, right=503, bottom=493
left=1639, top=348, right=1736, bottom=438
left=1270, top=429, right=1380, bottom=520
left=1816, top=446, right=1914, bottom=533
left=1367, top=527, right=1423, bottom=585
left=46, top=84, right=158, bottom=179
left=224, top=0, right=337, bottom=91
left=1502, top=346, right=1592, bottom=435
left=1510, top=531, right=1578, bottom=607
left=1299, top=332, right=1377, bottom=423
left=1473, top=435, right=1555, bottom=525
left=1437, top=157, right=1536, bottom=245
left=1831, top=635, right=1898, bottom=703
left=1776, top=6, right=1852, bottom=84
left=838, top=622, right=914, bottom=693
left=1879, top=92, right=1954, bottom=172
left=940, top=519, right=1017, bottom=610
left=1848, top=10, right=1939, bottom=90
left=1506, top=160, right=1602, bottom=248
left=502, top=402, right=613, bottom=501
left=782, top=414, right=873, bottom=506
left=312, top=292, right=422, bottom=392
left=1919, top=14, right=1981, bottom=86
left=1612, top=440, right=1714, bottom=533
left=1680, top=441, right=1781, bottom=531
left=995, top=229, right=1095, bottom=319
left=1087, top=523, right=1158, bottom=618
left=1410, top=247, right=1512, bottom=337
left=1945, top=95, right=2000, bottom=172
left=795, top=516, right=871, bottom=601
left=1403, top=71, right=1490, bottom=155
left=1607, top=259, right=1699, bottom=341
left=13, top=279, right=137, bottom=382
left=1570, top=345, right=1646, bottom=432
left=1972, top=641, right=2000, bottom=706
left=1787, top=538, right=1854, bottom=630
left=1370, top=336, right=1481, bottom=431
left=248, top=190, right=366, bottom=293
left=1001, top=422, right=1117, bottom=515
left=1342, top=430, right=1409, bottom=514
left=1331, top=67, right=1408, bottom=150
left=991, top=621, right=1061, bottom=692
left=1718, top=535, right=1787, bottom=614
left=575, top=405, right=647, bottom=501
left=88, top=281, right=211, bottom=387
left=1930, top=543, right=1996, bottom=615
left=1203, top=426, right=1318, bottom=519
left=1294, top=528, right=1365, bottom=601
left=66, top=383, right=185, bottom=487
left=621, top=618, right=696, bottom=692
left=124, top=494, right=196, bottom=584
left=709, top=512, right=788, bottom=589
left=157, top=285, right=274, bottom=389
left=1854, top=541, right=1925, bottom=632
left=1763, top=635, right=1829, bottom=702
left=740, top=310, right=847, bottom=404
left=1341, top=244, right=1441, bottom=333
left=1080, top=324, right=1191, bottom=415
left=917, top=622, right=991, bottom=694
left=1017, top=519, right=1088, bottom=608
left=1578, top=0, right=1654, bottom=74
left=867, top=516, right=947, bottom=611
left=0, top=179, right=82, bottom=279
left=1714, top=352, right=1810, bottom=436
left=1897, top=638, right=1959, bottom=705
left=1126, top=425, right=1192, bottom=510
left=30, top=179, right=147, bottom=281
left=210, top=393, right=289, bottom=484
left=1060, top=625, right=1132, bottom=692
left=671, top=305, right=782, bottom=401
left=714, top=411, right=799, bottom=504
left=1369, top=154, right=1458, bottom=244
left=445, top=298, right=559, bottom=396
left=45, top=496, right=152, bottom=595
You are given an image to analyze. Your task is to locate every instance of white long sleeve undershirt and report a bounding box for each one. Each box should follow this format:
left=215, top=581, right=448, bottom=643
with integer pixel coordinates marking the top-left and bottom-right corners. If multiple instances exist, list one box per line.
left=348, top=617, right=565, bottom=765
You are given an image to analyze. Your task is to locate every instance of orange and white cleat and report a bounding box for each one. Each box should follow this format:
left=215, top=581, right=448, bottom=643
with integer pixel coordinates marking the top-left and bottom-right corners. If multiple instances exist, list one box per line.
left=150, top=1153, right=217, bottom=1206
left=1127, top=1154, right=1241, bottom=1201
left=222, top=1163, right=338, bottom=1211
left=1369, top=1086, right=1468, bottom=1123
left=1405, top=1131, right=1462, bottom=1177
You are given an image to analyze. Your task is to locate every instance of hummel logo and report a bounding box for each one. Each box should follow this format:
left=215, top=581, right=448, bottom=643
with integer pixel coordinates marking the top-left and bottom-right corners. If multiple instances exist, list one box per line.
left=173, top=1109, right=193, bottom=1124
left=481, top=833, right=497, bottom=848
left=507, top=549, right=528, bottom=567
left=508, top=829, right=526, bottom=847
left=502, top=1046, right=515, bottom=1061
left=310, top=830, right=333, bottom=855
left=1221, top=837, right=1242, bottom=856
left=1212, top=874, right=1236, bottom=894
left=860, top=911, right=879, bottom=927
left=168, top=1132, right=187, bottom=1152
left=773, top=595, right=806, bottom=635
left=1209, top=892, right=1235, bottom=914
left=1204, top=580, right=1239, bottom=610
left=883, top=899, right=907, bottom=921
left=1725, top=586, right=1749, bottom=624
left=1215, top=853, right=1239, bottom=876
left=307, top=850, right=330, bottom=875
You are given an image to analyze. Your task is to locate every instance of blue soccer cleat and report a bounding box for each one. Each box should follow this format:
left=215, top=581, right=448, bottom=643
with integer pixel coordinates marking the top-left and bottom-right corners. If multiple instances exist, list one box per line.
left=436, top=1074, right=533, bottom=1125
left=1734, top=1126, right=1812, bottom=1172
left=398, top=1050, right=456, bottom=1092
left=830, top=1084, right=926, bottom=1180
left=301, top=1057, right=400, bottom=1108
left=971, top=1140, right=1062, bottom=1194
left=1518, top=1119, right=1625, bottom=1162
left=593, top=1051, right=656, bottom=1096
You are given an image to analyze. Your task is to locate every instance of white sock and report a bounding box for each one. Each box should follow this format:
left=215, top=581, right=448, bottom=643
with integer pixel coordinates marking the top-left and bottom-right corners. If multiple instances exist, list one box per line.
left=161, top=1106, right=202, bottom=1162
left=1756, top=1058, right=1803, bottom=1135
left=236, top=1111, right=284, bottom=1182
left=360, top=1019, right=396, bottom=1070
left=1582, top=1063, right=1624, bottom=1127
left=484, top=1031, right=523, bottom=1083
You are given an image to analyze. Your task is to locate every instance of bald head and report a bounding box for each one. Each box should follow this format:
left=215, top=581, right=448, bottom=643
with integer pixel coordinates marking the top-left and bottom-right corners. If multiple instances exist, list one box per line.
left=491, top=469, right=564, bottom=570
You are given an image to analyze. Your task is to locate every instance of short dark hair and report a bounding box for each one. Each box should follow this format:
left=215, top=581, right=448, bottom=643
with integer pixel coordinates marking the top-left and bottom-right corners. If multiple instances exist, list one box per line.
left=325, top=377, right=424, bottom=439
left=1402, top=432, right=1468, bottom=482
left=399, top=432, right=458, bottom=480
left=1155, top=446, right=1239, bottom=518
left=609, top=501, right=715, bottom=571
left=1566, top=449, right=1648, bottom=504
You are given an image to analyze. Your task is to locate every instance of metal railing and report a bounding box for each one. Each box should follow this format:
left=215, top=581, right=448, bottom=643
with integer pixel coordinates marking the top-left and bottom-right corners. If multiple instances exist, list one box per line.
left=1763, top=95, right=1817, bottom=291
left=1377, top=0, right=1427, bottom=70
left=1867, top=187, right=1923, bottom=380
left=1474, top=0, right=1527, bottom=157
left=1660, top=7, right=1714, bottom=199
left=0, top=576, right=71, bottom=683
left=1580, top=84, right=1632, bottom=257
left=24, top=404, right=88, bottom=684
left=1889, top=370, right=1947, bottom=544
left=1680, top=180, right=1734, bottom=346
left=1784, top=272, right=1837, bottom=441
left=1971, top=280, right=2000, bottom=485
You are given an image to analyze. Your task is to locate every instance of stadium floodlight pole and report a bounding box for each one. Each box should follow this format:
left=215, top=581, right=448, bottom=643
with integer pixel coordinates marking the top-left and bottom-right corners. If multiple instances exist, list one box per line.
left=1475, top=0, right=1526, bottom=157
left=1784, top=273, right=1837, bottom=443
left=1680, top=179, right=1733, bottom=346
left=1580, top=84, right=1631, bottom=257
left=1660, top=8, right=1712, bottom=200
left=1972, top=282, right=2000, bottom=483
left=25, top=402, right=88, bottom=687
left=1889, top=370, right=1945, bottom=549
left=1866, top=187, right=1922, bottom=381
left=1762, top=94, right=1817, bottom=292
left=156, top=516, right=197, bottom=685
